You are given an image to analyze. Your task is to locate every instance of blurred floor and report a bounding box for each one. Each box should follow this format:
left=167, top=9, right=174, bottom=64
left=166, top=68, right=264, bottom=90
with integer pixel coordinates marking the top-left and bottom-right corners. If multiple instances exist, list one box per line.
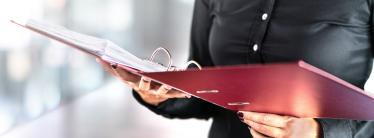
left=1, top=80, right=211, bottom=138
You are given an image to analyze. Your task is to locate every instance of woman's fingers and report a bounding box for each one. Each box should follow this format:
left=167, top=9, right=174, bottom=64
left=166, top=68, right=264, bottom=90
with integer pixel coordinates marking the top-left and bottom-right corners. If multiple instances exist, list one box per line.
left=96, top=58, right=192, bottom=105
left=97, top=58, right=140, bottom=87
left=139, top=77, right=151, bottom=91
left=239, top=111, right=320, bottom=138
left=166, top=90, right=192, bottom=98
left=154, top=85, right=192, bottom=99
left=96, top=58, right=118, bottom=77
left=245, top=120, right=285, bottom=138
left=112, top=64, right=140, bottom=83
left=250, top=128, right=269, bottom=138
left=155, top=85, right=172, bottom=96
left=241, top=111, right=290, bottom=128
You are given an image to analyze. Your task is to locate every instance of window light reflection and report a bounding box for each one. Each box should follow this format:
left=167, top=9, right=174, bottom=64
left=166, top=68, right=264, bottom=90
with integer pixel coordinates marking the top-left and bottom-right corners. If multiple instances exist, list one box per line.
left=68, top=51, right=104, bottom=92
left=0, top=114, right=14, bottom=135
left=0, top=0, right=43, bottom=50
left=24, top=80, right=44, bottom=119
left=43, top=41, right=68, bottom=68
left=0, top=106, right=15, bottom=134
left=42, top=82, right=61, bottom=110
left=6, top=49, right=31, bottom=82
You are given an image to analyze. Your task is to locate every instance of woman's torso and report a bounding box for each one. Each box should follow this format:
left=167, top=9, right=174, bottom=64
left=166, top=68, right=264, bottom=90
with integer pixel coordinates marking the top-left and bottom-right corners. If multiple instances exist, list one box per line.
left=208, top=0, right=373, bottom=87
left=205, top=0, right=373, bottom=137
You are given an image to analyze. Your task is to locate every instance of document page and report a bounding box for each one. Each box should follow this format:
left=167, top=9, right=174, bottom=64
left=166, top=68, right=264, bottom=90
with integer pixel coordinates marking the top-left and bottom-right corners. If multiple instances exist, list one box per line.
left=14, top=19, right=167, bottom=72
left=25, top=19, right=107, bottom=56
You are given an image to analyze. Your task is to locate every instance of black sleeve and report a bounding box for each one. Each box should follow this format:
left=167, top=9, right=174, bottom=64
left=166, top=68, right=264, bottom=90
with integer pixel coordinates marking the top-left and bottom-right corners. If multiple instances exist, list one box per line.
left=372, top=2, right=374, bottom=56
left=316, top=119, right=359, bottom=138
left=316, top=119, right=374, bottom=138
left=313, top=4, right=374, bottom=137
left=132, top=0, right=218, bottom=120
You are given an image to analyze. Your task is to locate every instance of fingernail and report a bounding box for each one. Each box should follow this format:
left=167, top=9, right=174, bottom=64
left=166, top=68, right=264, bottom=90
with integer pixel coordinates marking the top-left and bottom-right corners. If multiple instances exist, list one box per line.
left=142, top=78, right=151, bottom=83
left=185, top=94, right=192, bottom=98
left=111, top=64, right=117, bottom=69
left=237, top=112, right=243, bottom=118
left=163, top=85, right=172, bottom=91
left=238, top=112, right=244, bottom=122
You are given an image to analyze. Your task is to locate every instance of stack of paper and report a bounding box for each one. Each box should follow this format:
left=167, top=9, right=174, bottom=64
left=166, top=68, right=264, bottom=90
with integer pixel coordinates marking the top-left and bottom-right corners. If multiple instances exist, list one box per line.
left=11, top=19, right=167, bottom=72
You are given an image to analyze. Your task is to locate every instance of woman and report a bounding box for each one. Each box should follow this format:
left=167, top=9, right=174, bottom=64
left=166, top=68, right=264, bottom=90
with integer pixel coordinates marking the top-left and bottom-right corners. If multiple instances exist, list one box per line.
left=98, top=0, right=374, bottom=137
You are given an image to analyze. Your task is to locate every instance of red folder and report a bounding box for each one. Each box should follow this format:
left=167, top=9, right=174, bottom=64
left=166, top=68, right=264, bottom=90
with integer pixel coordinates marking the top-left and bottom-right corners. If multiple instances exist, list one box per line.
left=140, top=61, right=374, bottom=120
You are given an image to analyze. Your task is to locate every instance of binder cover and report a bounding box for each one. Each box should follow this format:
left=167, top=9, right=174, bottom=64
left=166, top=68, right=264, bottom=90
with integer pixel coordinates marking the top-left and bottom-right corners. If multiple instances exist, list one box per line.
left=142, top=61, right=374, bottom=120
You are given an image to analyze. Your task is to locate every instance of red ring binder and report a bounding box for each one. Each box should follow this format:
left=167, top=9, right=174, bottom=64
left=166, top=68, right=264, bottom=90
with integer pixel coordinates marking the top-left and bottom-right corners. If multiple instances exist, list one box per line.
left=13, top=19, right=374, bottom=120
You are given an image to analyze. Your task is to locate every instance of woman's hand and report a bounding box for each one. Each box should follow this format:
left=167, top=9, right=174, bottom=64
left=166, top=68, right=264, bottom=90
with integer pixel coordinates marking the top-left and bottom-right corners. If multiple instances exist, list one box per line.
left=96, top=58, right=191, bottom=106
left=237, top=111, right=321, bottom=138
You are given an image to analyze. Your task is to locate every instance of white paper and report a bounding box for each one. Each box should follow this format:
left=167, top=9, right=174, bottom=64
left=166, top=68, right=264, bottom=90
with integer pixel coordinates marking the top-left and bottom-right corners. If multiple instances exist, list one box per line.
left=16, top=19, right=168, bottom=72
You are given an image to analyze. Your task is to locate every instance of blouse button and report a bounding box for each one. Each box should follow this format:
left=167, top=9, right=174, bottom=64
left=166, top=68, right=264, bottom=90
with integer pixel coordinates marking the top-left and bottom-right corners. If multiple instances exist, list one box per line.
left=261, top=13, right=268, bottom=21
left=253, top=44, right=259, bottom=52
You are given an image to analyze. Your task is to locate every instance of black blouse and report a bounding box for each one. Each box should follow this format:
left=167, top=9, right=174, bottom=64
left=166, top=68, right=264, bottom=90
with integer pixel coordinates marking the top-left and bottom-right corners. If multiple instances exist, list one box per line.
left=134, top=0, right=374, bottom=137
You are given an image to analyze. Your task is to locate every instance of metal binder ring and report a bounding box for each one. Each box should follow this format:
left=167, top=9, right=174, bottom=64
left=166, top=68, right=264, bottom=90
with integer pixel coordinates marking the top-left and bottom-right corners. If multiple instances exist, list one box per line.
left=149, top=47, right=173, bottom=70
left=185, top=60, right=202, bottom=70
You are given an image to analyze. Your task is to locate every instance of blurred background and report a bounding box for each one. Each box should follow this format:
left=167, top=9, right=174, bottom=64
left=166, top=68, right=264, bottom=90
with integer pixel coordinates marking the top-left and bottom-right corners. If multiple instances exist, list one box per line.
left=0, top=0, right=373, bottom=138
left=0, top=0, right=211, bottom=137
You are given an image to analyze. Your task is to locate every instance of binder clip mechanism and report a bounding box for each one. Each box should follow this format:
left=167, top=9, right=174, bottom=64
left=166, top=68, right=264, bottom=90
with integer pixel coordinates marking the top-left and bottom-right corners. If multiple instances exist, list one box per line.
left=149, top=47, right=203, bottom=71
left=148, top=47, right=173, bottom=71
